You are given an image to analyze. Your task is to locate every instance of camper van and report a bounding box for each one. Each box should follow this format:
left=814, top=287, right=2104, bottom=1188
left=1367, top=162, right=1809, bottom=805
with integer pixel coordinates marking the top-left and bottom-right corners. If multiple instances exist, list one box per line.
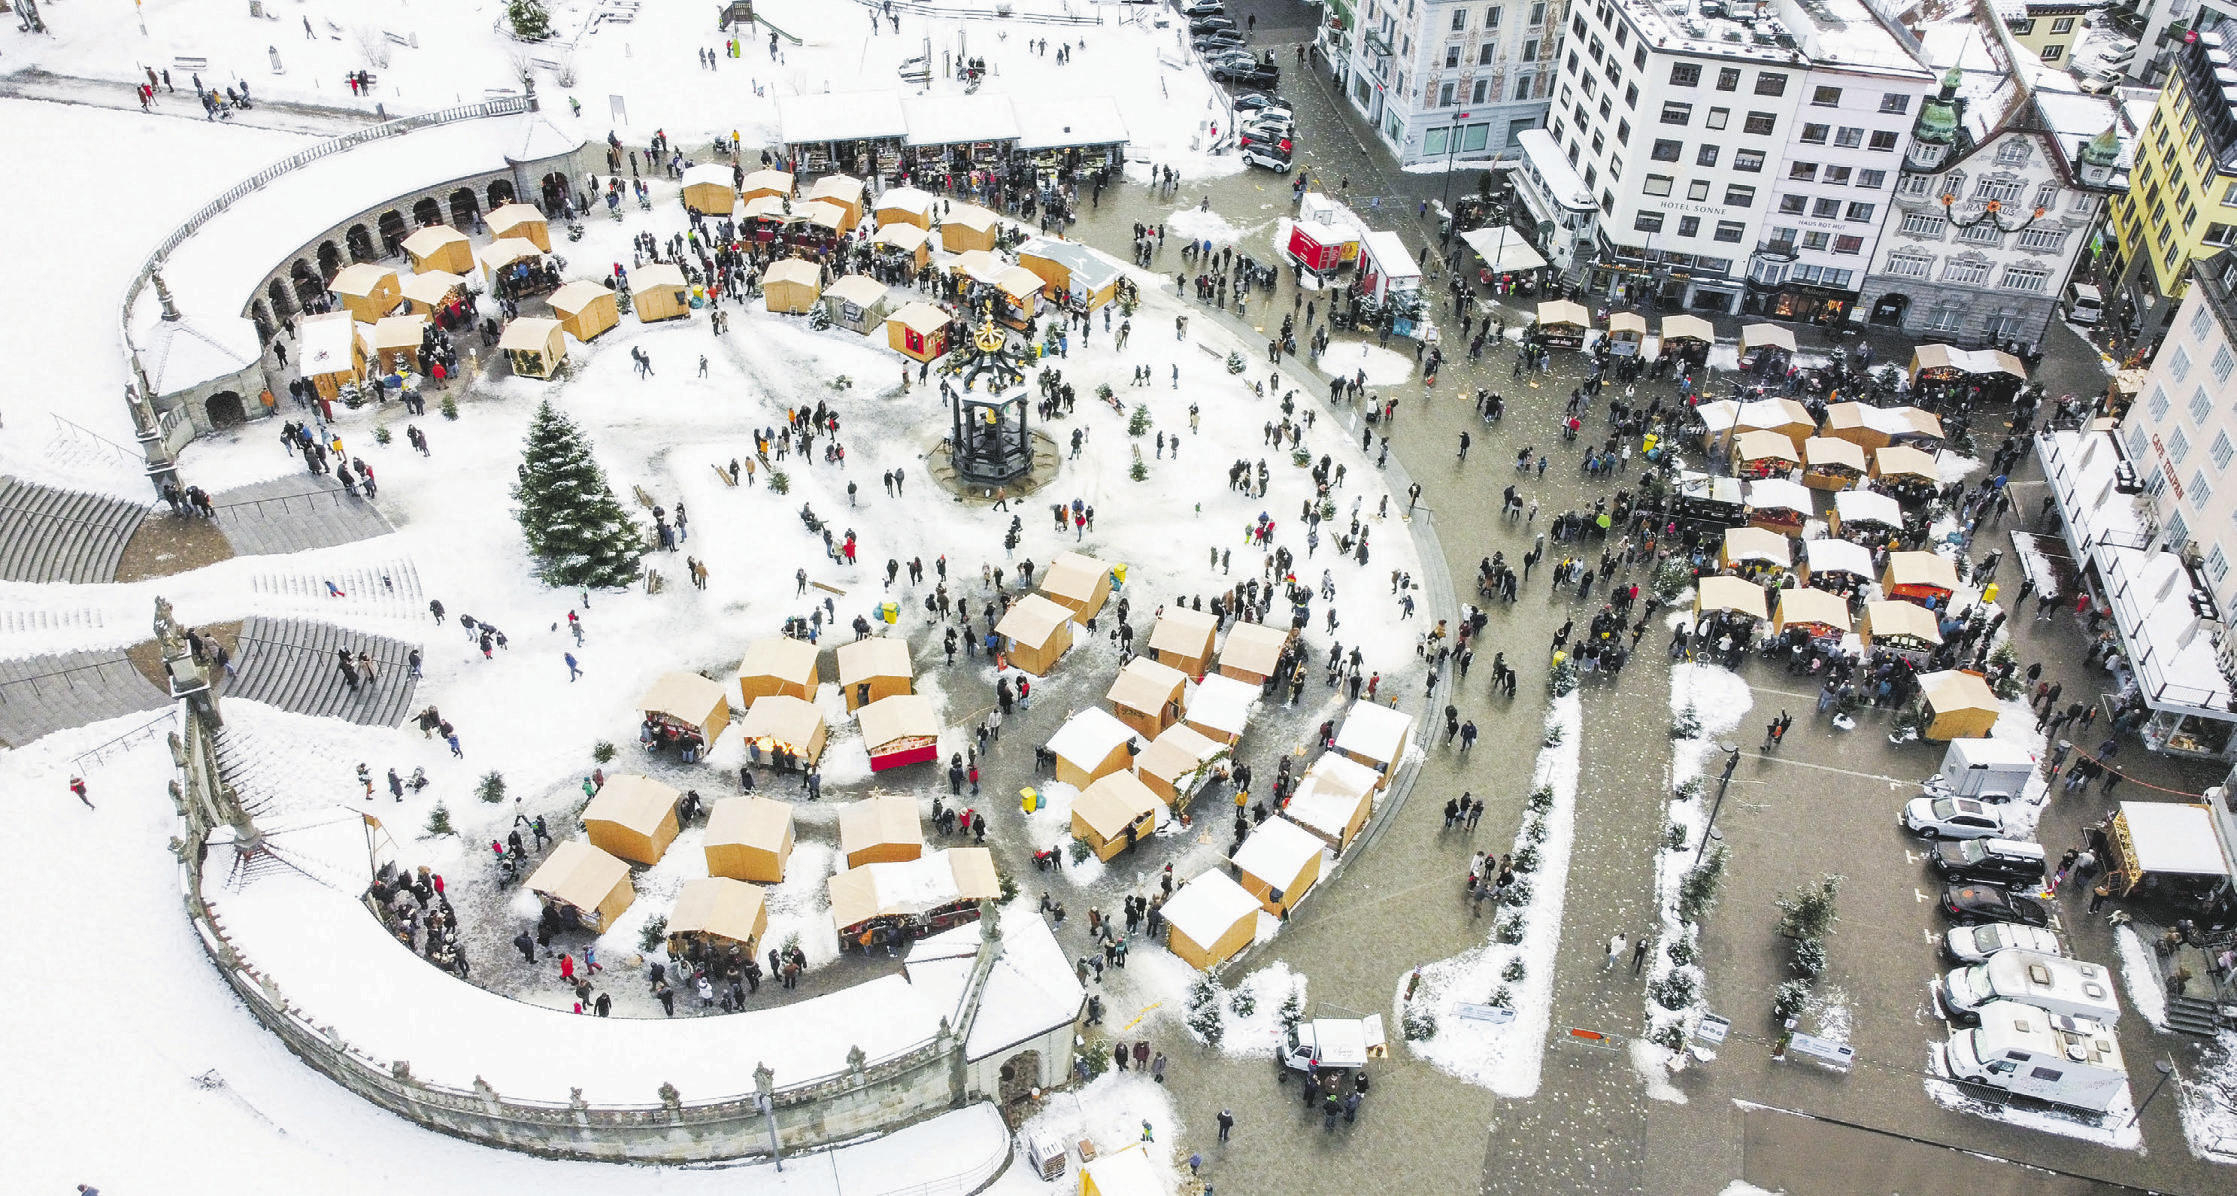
left=2063, top=282, right=2103, bottom=325
left=1942, top=949, right=2121, bottom=1026
left=1940, top=1000, right=2129, bottom=1113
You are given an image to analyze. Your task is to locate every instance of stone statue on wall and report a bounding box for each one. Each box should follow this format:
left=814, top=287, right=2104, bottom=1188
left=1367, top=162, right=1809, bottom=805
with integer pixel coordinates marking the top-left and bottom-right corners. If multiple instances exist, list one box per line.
left=153, top=595, right=185, bottom=654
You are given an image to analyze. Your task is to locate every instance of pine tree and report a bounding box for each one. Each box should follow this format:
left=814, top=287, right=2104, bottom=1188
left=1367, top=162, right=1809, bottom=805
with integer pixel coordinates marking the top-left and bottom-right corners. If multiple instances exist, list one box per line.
left=508, top=0, right=552, bottom=41
left=424, top=801, right=453, bottom=837
left=513, top=402, right=644, bottom=588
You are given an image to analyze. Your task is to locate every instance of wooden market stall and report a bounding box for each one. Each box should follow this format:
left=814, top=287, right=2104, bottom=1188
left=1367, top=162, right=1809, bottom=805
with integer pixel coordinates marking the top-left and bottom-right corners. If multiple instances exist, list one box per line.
left=1534, top=299, right=1591, bottom=348
left=856, top=692, right=940, bottom=772
left=1771, top=587, right=1854, bottom=640
left=1605, top=310, right=1647, bottom=357
left=298, top=312, right=367, bottom=399
left=808, top=174, right=867, bottom=228
left=939, top=203, right=1000, bottom=252
left=485, top=202, right=552, bottom=251
left=1740, top=322, right=1797, bottom=365
left=740, top=169, right=794, bottom=203
left=1736, top=397, right=1816, bottom=453
left=1216, top=620, right=1292, bottom=686
left=1732, top=429, right=1802, bottom=480
left=1659, top=314, right=1715, bottom=351
left=1884, top=407, right=1945, bottom=450
left=1882, top=550, right=1961, bottom=606
left=1016, top=237, right=1125, bottom=311
left=329, top=262, right=401, bottom=323
left=1134, top=721, right=1224, bottom=805
left=1333, top=701, right=1413, bottom=789
left=886, top=301, right=954, bottom=363
left=631, top=262, right=692, bottom=323
left=1284, top=753, right=1384, bottom=852
left=1695, top=575, right=1770, bottom=624
left=1821, top=401, right=1934, bottom=452
left=1744, top=478, right=1815, bottom=537
left=1872, top=445, right=1942, bottom=485
left=498, top=316, right=567, bottom=380
left=401, top=224, right=473, bottom=274
left=837, top=635, right=913, bottom=711
left=1799, top=537, right=1875, bottom=592
left=1801, top=436, right=1868, bottom=491
left=1829, top=489, right=1904, bottom=542
left=680, top=164, right=738, bottom=216
left=1182, top=673, right=1258, bottom=747
left=995, top=593, right=1075, bottom=675
left=736, top=636, right=821, bottom=705
left=1148, top=606, right=1219, bottom=678
left=579, top=773, right=681, bottom=866
left=838, top=794, right=923, bottom=868
left=1039, top=551, right=1113, bottom=622
left=1160, top=869, right=1261, bottom=970
left=801, top=199, right=853, bottom=241
left=479, top=237, right=546, bottom=287
left=1916, top=670, right=2001, bottom=741
left=640, top=671, right=732, bottom=754
left=869, top=222, right=932, bottom=271
left=369, top=314, right=428, bottom=374
left=1859, top=599, right=1944, bottom=657
left=873, top=185, right=935, bottom=229
left=1720, top=526, right=1793, bottom=574
left=740, top=194, right=797, bottom=236
left=665, top=877, right=768, bottom=958
left=525, top=840, right=634, bottom=931
left=1692, top=399, right=1741, bottom=452
left=703, top=795, right=795, bottom=883
left=822, top=274, right=896, bottom=334
left=1047, top=706, right=1139, bottom=789
left=1232, top=816, right=1326, bottom=915
left=2100, top=801, right=2237, bottom=901
left=993, top=265, right=1046, bottom=323
left=1070, top=770, right=1162, bottom=861
left=737, top=694, right=828, bottom=769
left=548, top=280, right=620, bottom=343
left=399, top=269, right=466, bottom=317
left=826, top=848, right=999, bottom=940
left=763, top=258, right=824, bottom=314
left=1106, top=655, right=1188, bottom=740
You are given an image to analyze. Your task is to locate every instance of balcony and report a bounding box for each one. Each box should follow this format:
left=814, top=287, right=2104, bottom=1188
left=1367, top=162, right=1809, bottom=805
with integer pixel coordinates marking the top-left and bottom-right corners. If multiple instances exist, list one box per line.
left=1754, top=239, right=1798, bottom=260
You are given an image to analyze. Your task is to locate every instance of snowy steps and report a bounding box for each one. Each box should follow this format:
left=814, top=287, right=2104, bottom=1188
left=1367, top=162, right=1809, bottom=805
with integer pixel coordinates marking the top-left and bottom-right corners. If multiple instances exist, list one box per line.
left=0, top=649, right=168, bottom=748
left=211, top=476, right=396, bottom=557
left=2166, top=995, right=2220, bottom=1037
left=248, top=559, right=426, bottom=622
left=0, top=476, right=150, bottom=583
left=224, top=617, right=421, bottom=727
left=0, top=607, right=113, bottom=640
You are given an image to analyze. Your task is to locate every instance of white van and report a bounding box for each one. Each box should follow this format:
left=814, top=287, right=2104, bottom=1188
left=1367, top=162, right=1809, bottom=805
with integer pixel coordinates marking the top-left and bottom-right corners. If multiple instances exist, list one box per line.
left=1941, top=1000, right=2129, bottom=1113
left=1941, top=949, right=2121, bottom=1025
left=2064, top=282, right=2103, bottom=325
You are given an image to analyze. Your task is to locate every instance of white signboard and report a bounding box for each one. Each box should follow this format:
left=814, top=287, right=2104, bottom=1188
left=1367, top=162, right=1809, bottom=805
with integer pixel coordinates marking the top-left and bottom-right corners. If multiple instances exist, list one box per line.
left=1782, top=1031, right=1854, bottom=1071
left=1693, top=1013, right=1731, bottom=1046
left=1456, top=1003, right=1514, bottom=1025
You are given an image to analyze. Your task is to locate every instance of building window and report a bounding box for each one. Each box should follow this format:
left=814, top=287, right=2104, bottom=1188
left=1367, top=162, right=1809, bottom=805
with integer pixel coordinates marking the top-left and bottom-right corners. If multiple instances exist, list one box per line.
left=1801, top=231, right=1830, bottom=250
left=2014, top=228, right=2067, bottom=251
left=1705, top=107, right=1729, bottom=130
left=1957, top=223, right=2004, bottom=247
left=1715, top=66, right=1740, bottom=91
left=1999, top=264, right=2048, bottom=292
left=1801, top=123, right=1830, bottom=144
left=1812, top=198, right=1842, bottom=218
left=1897, top=172, right=1934, bottom=197
left=2007, top=17, right=2036, bottom=33
left=2165, top=509, right=2188, bottom=547
left=1868, top=130, right=1899, bottom=151
left=1887, top=250, right=1933, bottom=278
left=1662, top=101, right=1693, bottom=125
left=1846, top=202, right=1875, bottom=222
left=1756, top=72, right=1788, bottom=96
left=2208, top=545, right=2229, bottom=586
left=1725, top=184, right=1756, bottom=207
left=1977, top=178, right=2025, bottom=203
left=1880, top=93, right=1910, bottom=114
left=2212, top=344, right=2235, bottom=386
left=1812, top=85, right=1843, bottom=107
left=1996, top=140, right=2030, bottom=165
left=1714, top=220, right=1745, bottom=242
left=1530, top=2, right=1546, bottom=22
left=1697, top=144, right=1721, bottom=167
left=1644, top=174, right=1674, bottom=195
left=1678, top=215, right=1702, bottom=237
left=1671, top=62, right=1702, bottom=87
left=2190, top=307, right=2213, bottom=340
left=1626, top=83, right=1638, bottom=108
left=2212, top=431, right=2235, bottom=470
left=1859, top=169, right=1887, bottom=189
left=1616, top=118, right=1630, bottom=144
left=2051, top=16, right=2074, bottom=32
left=1651, top=138, right=1682, bottom=161
left=1447, top=45, right=1463, bottom=68
left=1835, top=127, right=1865, bottom=149
left=2205, top=223, right=2237, bottom=247
left=1480, top=42, right=1498, bottom=66
left=1778, top=195, right=1806, bottom=214
left=1790, top=162, right=1819, bottom=182
left=1943, top=258, right=1992, bottom=285
left=2170, top=346, right=2194, bottom=383
left=2042, top=45, right=2064, bottom=62
left=2191, top=387, right=2215, bottom=426
left=1441, top=82, right=1458, bottom=107
left=1734, top=149, right=1765, bottom=172
left=1599, top=98, right=1613, bottom=120
left=1900, top=212, right=1947, bottom=236
left=1833, top=234, right=1864, bottom=254
left=1453, top=8, right=1470, bottom=30
left=1743, top=112, right=1776, bottom=135
left=2147, top=386, right=2171, bottom=421
left=1824, top=166, right=1853, bottom=186
left=1636, top=211, right=1665, bottom=233
left=1688, top=179, right=1711, bottom=201
left=2170, top=426, right=2192, bottom=463
left=1524, top=39, right=1540, bottom=61
left=1489, top=6, right=1502, bottom=28
left=1474, top=79, right=1491, bottom=103
left=2128, top=422, right=2152, bottom=457
left=1516, top=74, right=1535, bottom=100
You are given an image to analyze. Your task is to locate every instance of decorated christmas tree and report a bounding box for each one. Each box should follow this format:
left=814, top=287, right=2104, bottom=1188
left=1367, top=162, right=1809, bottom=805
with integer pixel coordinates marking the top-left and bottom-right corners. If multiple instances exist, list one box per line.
left=512, top=401, right=644, bottom=588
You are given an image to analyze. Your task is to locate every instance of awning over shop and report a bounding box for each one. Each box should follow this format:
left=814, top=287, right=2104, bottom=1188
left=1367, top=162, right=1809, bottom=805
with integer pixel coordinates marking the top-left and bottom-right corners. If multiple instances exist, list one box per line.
left=1459, top=226, right=1547, bottom=272
left=1695, top=575, right=1769, bottom=621
left=1741, top=323, right=1797, bottom=353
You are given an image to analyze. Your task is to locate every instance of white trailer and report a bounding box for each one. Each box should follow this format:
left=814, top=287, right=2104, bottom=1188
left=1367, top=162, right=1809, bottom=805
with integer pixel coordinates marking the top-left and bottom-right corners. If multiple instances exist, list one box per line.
left=1940, top=1000, right=2130, bottom=1114
left=1925, top=739, right=2036, bottom=801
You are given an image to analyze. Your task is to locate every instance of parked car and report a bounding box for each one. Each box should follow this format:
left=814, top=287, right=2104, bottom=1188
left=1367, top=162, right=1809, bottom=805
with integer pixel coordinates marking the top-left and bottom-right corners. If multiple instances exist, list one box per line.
left=1940, top=883, right=2053, bottom=928
left=1182, top=0, right=1227, bottom=16
left=1241, top=106, right=1295, bottom=129
left=1195, top=31, right=1248, bottom=52
left=1239, top=129, right=1293, bottom=172
left=1232, top=92, right=1291, bottom=113
left=1191, top=16, right=1237, bottom=34
left=1213, top=59, right=1280, bottom=87
left=1944, top=922, right=2064, bottom=963
left=1930, top=838, right=2048, bottom=885
left=1902, top=795, right=2004, bottom=839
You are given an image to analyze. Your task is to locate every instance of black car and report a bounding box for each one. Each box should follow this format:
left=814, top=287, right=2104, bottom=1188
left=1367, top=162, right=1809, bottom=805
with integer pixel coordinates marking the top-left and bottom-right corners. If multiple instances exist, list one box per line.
left=1214, top=60, right=1280, bottom=87
left=1930, top=839, right=2047, bottom=885
left=1940, top=884, right=2052, bottom=928
left=1195, top=31, right=1248, bottom=51
left=1232, top=92, right=1293, bottom=113
left=1191, top=16, right=1237, bottom=34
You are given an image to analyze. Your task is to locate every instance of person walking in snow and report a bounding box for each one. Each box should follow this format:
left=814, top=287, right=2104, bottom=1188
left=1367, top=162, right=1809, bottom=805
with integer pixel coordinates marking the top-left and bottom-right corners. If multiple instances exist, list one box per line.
left=1603, top=933, right=1627, bottom=972
left=565, top=652, right=582, bottom=681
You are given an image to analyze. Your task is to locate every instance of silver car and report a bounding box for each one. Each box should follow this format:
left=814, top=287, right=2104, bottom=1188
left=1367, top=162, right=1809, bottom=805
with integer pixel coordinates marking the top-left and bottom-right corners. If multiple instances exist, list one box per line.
left=1943, top=923, right=2064, bottom=963
left=1901, top=795, right=2004, bottom=839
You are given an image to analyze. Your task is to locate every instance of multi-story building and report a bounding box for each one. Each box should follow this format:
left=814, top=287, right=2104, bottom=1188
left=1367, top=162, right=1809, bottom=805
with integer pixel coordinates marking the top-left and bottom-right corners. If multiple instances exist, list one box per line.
left=1340, top=0, right=1560, bottom=167
left=1533, top=0, right=1934, bottom=315
left=2103, top=25, right=2237, bottom=340
left=2119, top=0, right=2228, bottom=85
left=1855, top=7, right=2128, bottom=346
left=2038, top=249, right=2237, bottom=758
left=2001, top=0, right=2097, bottom=66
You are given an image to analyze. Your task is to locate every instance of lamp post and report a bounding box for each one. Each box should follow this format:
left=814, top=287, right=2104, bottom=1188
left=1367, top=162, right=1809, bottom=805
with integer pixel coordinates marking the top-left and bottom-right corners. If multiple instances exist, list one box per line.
left=2127, top=1059, right=2178, bottom=1129
left=1440, top=108, right=1472, bottom=216
left=1692, top=741, right=1742, bottom=868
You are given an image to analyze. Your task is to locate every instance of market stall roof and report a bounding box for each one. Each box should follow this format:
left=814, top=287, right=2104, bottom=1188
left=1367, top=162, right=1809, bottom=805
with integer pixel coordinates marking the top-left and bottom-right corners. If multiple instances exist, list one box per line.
left=1149, top=606, right=1219, bottom=658
left=825, top=274, right=891, bottom=307
left=1135, top=721, right=1223, bottom=789
left=737, top=636, right=819, bottom=688
left=704, top=795, right=793, bottom=858
left=1886, top=550, right=1962, bottom=591
left=496, top=316, right=562, bottom=354
left=875, top=186, right=935, bottom=217
left=1863, top=599, right=1944, bottom=644
left=329, top=261, right=396, bottom=298
left=871, top=222, right=930, bottom=252
left=1219, top=620, right=1290, bottom=678
left=525, top=840, right=630, bottom=916
left=776, top=91, right=908, bottom=145
left=487, top=201, right=550, bottom=237
left=1893, top=407, right=1946, bottom=440
left=902, top=93, right=1020, bottom=146
left=943, top=204, right=1000, bottom=232
left=1694, top=399, right=1739, bottom=435
left=1046, top=706, right=1139, bottom=765
left=2116, top=801, right=2234, bottom=877
left=581, top=773, right=678, bottom=836
left=1537, top=298, right=1591, bottom=328
left=839, top=794, right=922, bottom=862
left=808, top=174, right=866, bottom=208
left=856, top=692, right=938, bottom=748
left=1695, top=574, right=1770, bottom=621
left=1910, top=343, right=2030, bottom=381
left=1016, top=237, right=1127, bottom=294
left=641, top=671, right=727, bottom=727
left=1919, top=670, right=1999, bottom=716
left=667, top=877, right=766, bottom=945
left=630, top=262, right=689, bottom=297
left=1232, top=817, right=1326, bottom=883
left=887, top=301, right=953, bottom=335
left=1013, top=96, right=1130, bottom=149
left=400, top=270, right=466, bottom=309
left=740, top=195, right=795, bottom=222
left=1108, top=656, right=1188, bottom=714
left=1874, top=445, right=1942, bottom=481
left=1660, top=314, right=1715, bottom=343
left=299, top=312, right=360, bottom=375
left=1459, top=225, right=1547, bottom=272
left=995, top=592, right=1073, bottom=646
left=481, top=236, right=544, bottom=273
left=1835, top=489, right=1904, bottom=528
left=801, top=200, right=851, bottom=232
left=763, top=257, right=822, bottom=290
left=1286, top=756, right=1380, bottom=845
left=401, top=224, right=469, bottom=261
left=1607, top=311, right=1648, bottom=335
left=994, top=265, right=1046, bottom=300
left=1804, top=435, right=1869, bottom=474
left=837, top=636, right=912, bottom=689
left=1775, top=587, right=1854, bottom=633
left=370, top=314, right=427, bottom=353
left=740, top=169, right=794, bottom=197
left=1040, top=551, right=1110, bottom=607
left=1073, top=771, right=1163, bottom=841
left=1186, top=673, right=1259, bottom=740
left=546, top=279, right=611, bottom=318
left=1723, top=526, right=1793, bottom=566
left=1333, top=701, right=1413, bottom=765
left=1734, top=429, right=1802, bottom=464
left=950, top=249, right=1009, bottom=284
left=1158, top=871, right=1262, bottom=953
left=1804, top=537, right=1875, bottom=577
left=738, top=693, right=824, bottom=746
left=1912, top=342, right=1961, bottom=374
left=827, top=849, right=998, bottom=931
left=1737, top=397, right=1814, bottom=434
left=1746, top=478, right=1815, bottom=514
left=1306, top=752, right=1382, bottom=799
left=1741, top=323, right=1797, bottom=353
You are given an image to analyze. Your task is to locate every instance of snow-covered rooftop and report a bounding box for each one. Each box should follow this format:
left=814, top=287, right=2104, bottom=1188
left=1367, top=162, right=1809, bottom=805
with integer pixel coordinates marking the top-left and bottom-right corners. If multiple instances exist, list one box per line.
left=1158, top=869, right=1261, bottom=946
left=1230, top=817, right=1326, bottom=883
left=905, top=909, right=1082, bottom=1061
left=1046, top=707, right=1139, bottom=765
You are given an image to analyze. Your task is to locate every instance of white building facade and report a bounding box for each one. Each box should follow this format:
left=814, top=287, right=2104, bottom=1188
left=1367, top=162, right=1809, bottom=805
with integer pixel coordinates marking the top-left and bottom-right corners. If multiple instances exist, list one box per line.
left=1342, top=0, right=1561, bottom=167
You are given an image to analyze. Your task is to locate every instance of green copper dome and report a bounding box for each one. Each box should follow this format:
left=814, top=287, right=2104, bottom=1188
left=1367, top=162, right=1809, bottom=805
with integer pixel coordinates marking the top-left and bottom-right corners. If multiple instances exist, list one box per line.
left=2080, top=124, right=2121, bottom=168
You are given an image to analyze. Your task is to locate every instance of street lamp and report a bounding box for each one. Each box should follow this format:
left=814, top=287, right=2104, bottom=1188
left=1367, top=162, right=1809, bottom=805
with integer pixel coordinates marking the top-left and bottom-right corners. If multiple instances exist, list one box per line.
left=2126, top=1059, right=2178, bottom=1130
left=1440, top=108, right=1472, bottom=217
left=1692, top=742, right=1742, bottom=868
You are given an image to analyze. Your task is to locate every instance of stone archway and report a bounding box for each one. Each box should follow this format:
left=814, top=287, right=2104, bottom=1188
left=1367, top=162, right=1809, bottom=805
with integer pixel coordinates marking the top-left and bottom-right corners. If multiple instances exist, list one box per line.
left=346, top=223, right=378, bottom=263
left=204, top=391, right=247, bottom=427
left=412, top=197, right=443, bottom=226
left=266, top=276, right=296, bottom=320
left=1869, top=292, right=1910, bottom=327
left=487, top=178, right=515, bottom=208
left=450, top=187, right=481, bottom=227
left=997, top=1049, right=1041, bottom=1123
left=541, top=170, right=572, bottom=214
left=377, top=209, right=409, bottom=255
left=250, top=300, right=275, bottom=344
left=316, top=241, right=343, bottom=279
left=292, top=259, right=324, bottom=309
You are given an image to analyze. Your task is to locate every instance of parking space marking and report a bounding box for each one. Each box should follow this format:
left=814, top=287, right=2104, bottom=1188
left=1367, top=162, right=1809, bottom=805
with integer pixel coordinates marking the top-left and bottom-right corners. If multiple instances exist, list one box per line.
left=1738, top=752, right=1908, bottom=785
left=1916, top=888, right=1934, bottom=903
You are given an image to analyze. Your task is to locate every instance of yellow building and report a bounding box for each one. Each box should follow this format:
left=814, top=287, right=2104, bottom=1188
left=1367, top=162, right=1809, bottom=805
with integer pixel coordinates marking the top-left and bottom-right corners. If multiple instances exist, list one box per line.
left=2002, top=2, right=2091, bottom=66
left=2106, top=29, right=2237, bottom=335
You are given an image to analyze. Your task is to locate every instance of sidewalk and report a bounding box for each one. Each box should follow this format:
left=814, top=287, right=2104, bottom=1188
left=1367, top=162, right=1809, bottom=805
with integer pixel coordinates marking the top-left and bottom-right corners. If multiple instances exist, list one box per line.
left=0, top=67, right=382, bottom=137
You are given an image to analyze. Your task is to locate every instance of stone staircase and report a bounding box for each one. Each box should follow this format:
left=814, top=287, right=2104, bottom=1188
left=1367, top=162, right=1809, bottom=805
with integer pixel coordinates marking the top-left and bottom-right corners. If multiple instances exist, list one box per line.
left=0, top=476, right=150, bottom=583
left=211, top=476, right=395, bottom=557
left=0, top=649, right=169, bottom=747
left=2166, top=993, right=2225, bottom=1037
left=223, top=617, right=421, bottom=727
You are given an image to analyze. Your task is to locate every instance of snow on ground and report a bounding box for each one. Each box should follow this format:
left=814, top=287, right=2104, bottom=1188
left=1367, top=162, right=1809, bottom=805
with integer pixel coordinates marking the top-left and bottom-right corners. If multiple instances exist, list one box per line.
left=1313, top=341, right=1415, bottom=386
left=1641, top=664, right=1755, bottom=1068
left=2177, top=1039, right=2237, bottom=1165
left=1717, top=1183, right=1785, bottom=1196
left=1395, top=694, right=1581, bottom=1097
left=1164, top=205, right=1261, bottom=248
left=1001, top=1069, right=1184, bottom=1194
left=2114, top=925, right=2169, bottom=1032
